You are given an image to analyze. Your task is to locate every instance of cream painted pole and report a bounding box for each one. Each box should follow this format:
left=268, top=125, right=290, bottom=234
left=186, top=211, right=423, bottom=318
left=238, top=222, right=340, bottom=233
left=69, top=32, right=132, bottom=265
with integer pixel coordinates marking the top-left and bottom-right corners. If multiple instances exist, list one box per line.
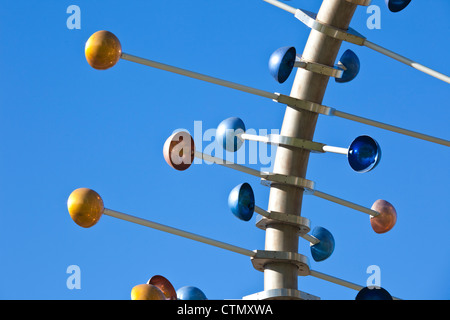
left=263, top=0, right=358, bottom=295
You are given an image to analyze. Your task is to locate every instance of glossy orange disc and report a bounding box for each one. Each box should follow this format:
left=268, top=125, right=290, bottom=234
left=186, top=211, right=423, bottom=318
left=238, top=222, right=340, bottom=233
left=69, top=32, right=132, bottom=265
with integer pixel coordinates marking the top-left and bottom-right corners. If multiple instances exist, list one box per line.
left=131, top=284, right=166, bottom=300
left=148, top=275, right=177, bottom=300
left=370, top=199, right=397, bottom=234
left=67, top=188, right=104, bottom=228
left=85, top=30, right=122, bottom=70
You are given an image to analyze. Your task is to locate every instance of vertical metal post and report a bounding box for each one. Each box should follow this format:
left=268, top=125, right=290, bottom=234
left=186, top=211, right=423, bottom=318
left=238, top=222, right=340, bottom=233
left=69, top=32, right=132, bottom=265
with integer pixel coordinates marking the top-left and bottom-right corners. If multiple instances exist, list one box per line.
left=264, top=0, right=358, bottom=295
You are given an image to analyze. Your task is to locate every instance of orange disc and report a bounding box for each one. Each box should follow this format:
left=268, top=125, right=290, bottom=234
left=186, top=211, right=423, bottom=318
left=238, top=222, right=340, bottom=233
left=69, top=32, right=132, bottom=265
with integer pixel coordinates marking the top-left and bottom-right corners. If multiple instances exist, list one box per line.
left=85, top=30, right=122, bottom=70
left=370, top=199, right=397, bottom=234
left=149, top=275, right=177, bottom=300
left=131, top=284, right=166, bottom=300
left=67, top=188, right=104, bottom=228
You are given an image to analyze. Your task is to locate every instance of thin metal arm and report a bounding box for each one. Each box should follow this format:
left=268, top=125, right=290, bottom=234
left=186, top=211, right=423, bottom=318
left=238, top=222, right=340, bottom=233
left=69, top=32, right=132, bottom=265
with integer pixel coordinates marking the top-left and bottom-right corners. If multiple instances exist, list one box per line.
left=103, top=208, right=256, bottom=257
left=309, top=269, right=363, bottom=291
left=121, top=52, right=448, bottom=147
left=333, top=110, right=450, bottom=147
left=121, top=53, right=277, bottom=100
left=263, top=0, right=297, bottom=14
left=322, top=145, right=348, bottom=155
left=194, top=151, right=262, bottom=178
left=312, top=190, right=380, bottom=217
left=241, top=133, right=348, bottom=154
left=309, top=269, right=401, bottom=300
left=364, top=40, right=450, bottom=84
left=299, top=233, right=320, bottom=245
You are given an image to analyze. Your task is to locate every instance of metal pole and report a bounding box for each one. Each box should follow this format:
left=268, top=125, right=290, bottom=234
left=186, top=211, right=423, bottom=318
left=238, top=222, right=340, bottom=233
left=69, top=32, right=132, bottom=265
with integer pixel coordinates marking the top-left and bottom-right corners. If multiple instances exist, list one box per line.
left=263, top=0, right=358, bottom=295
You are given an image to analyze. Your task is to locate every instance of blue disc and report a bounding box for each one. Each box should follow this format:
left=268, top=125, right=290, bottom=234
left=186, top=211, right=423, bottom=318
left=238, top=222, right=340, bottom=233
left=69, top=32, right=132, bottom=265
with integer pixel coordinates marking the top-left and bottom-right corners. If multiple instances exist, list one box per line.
left=268, top=46, right=296, bottom=84
left=336, top=49, right=360, bottom=83
left=216, top=117, right=246, bottom=152
left=228, top=183, right=255, bottom=222
left=176, top=286, right=207, bottom=300
left=385, top=0, right=411, bottom=12
left=310, top=227, right=335, bottom=262
left=348, top=135, right=381, bottom=173
left=355, top=287, right=393, bottom=300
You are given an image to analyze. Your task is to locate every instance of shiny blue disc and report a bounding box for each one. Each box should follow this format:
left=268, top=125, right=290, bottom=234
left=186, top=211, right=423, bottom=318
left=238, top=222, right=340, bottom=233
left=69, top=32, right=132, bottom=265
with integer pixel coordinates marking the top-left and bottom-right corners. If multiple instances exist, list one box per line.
left=310, top=227, right=335, bottom=262
left=348, top=135, right=381, bottom=173
left=228, top=183, right=255, bottom=222
left=335, top=49, right=360, bottom=83
left=216, top=117, right=246, bottom=152
left=385, top=0, right=411, bottom=12
left=176, top=286, right=207, bottom=300
left=355, top=287, right=393, bottom=300
left=268, top=46, right=296, bottom=84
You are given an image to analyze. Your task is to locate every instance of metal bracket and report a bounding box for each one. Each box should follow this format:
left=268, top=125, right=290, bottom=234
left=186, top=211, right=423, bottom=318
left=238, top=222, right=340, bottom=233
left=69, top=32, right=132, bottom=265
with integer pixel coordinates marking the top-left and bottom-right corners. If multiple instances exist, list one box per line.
left=294, top=9, right=366, bottom=46
left=242, top=288, right=320, bottom=300
left=260, top=172, right=315, bottom=191
left=296, top=57, right=345, bottom=78
left=251, top=250, right=310, bottom=276
left=265, top=134, right=326, bottom=153
left=274, top=92, right=335, bottom=116
left=255, top=211, right=311, bottom=234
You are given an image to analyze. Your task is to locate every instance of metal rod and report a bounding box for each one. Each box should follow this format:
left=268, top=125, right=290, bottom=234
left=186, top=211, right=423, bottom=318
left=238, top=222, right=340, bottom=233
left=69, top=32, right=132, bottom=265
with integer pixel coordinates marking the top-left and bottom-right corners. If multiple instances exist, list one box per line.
left=263, top=0, right=297, bottom=14
left=322, top=145, right=348, bottom=155
left=309, top=269, right=401, bottom=300
left=332, top=110, right=450, bottom=147
left=194, top=150, right=262, bottom=178
left=103, top=208, right=256, bottom=257
left=364, top=40, right=450, bottom=84
left=121, top=52, right=278, bottom=100
left=309, top=270, right=363, bottom=291
left=121, top=52, right=448, bottom=147
left=312, top=190, right=380, bottom=217
left=240, top=133, right=270, bottom=144
left=254, top=205, right=271, bottom=219
left=242, top=133, right=349, bottom=155
left=299, top=233, right=320, bottom=245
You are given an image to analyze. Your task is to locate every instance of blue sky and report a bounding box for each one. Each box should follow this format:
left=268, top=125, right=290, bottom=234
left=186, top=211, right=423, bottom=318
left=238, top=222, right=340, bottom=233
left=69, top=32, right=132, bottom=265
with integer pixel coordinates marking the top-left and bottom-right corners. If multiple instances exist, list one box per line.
left=0, top=0, right=448, bottom=300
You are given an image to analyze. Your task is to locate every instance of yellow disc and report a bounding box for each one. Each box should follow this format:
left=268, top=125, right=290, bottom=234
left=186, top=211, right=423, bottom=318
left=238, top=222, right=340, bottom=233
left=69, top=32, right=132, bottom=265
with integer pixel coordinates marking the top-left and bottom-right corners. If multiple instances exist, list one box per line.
left=85, top=30, right=122, bottom=70
left=67, top=188, right=104, bottom=228
left=131, top=284, right=166, bottom=300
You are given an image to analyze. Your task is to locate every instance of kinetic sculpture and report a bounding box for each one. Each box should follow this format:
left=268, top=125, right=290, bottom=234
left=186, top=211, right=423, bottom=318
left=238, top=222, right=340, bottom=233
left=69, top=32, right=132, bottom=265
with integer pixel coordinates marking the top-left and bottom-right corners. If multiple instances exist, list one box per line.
left=68, top=0, right=448, bottom=300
